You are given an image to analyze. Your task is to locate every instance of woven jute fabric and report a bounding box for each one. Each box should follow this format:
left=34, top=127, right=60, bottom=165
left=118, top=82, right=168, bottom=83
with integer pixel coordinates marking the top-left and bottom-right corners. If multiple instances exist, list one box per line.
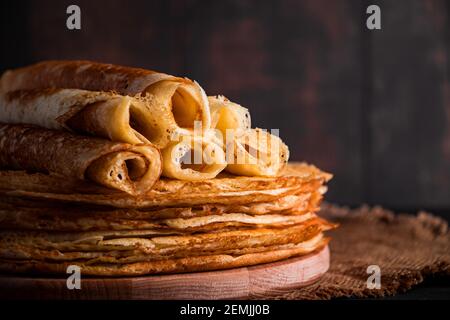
left=268, top=204, right=450, bottom=299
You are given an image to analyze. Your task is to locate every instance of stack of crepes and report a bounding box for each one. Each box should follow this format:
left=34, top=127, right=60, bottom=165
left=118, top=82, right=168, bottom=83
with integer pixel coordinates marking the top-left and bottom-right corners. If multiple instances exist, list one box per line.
left=0, top=61, right=334, bottom=276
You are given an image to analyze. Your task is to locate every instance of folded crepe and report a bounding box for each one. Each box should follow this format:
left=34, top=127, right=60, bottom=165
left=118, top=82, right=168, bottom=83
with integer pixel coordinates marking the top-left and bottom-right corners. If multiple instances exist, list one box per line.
left=161, top=134, right=227, bottom=180
left=226, top=128, right=289, bottom=177
left=207, top=96, right=289, bottom=177
left=0, top=60, right=211, bottom=147
left=0, top=88, right=190, bottom=148
left=209, top=95, right=251, bottom=136
left=0, top=124, right=161, bottom=195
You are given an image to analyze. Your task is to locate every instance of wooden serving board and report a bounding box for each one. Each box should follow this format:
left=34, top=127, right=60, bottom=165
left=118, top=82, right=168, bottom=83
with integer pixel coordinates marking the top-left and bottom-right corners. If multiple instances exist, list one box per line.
left=0, top=246, right=329, bottom=300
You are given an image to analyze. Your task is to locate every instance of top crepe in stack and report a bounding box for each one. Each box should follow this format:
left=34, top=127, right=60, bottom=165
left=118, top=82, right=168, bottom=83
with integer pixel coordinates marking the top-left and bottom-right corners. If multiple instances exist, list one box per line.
left=0, top=61, right=335, bottom=276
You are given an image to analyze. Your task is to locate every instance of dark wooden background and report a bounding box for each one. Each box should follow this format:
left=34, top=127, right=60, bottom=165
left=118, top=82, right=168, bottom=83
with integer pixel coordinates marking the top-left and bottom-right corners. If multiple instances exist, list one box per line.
left=1, top=0, right=449, bottom=215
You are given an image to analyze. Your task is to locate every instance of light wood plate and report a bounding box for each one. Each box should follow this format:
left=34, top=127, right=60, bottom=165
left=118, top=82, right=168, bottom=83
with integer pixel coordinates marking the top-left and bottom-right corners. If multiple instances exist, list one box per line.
left=0, top=246, right=329, bottom=300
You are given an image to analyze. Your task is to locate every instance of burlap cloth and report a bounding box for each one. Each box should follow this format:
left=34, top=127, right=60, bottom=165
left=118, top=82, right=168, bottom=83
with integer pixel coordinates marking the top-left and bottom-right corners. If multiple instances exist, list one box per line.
left=269, top=204, right=450, bottom=299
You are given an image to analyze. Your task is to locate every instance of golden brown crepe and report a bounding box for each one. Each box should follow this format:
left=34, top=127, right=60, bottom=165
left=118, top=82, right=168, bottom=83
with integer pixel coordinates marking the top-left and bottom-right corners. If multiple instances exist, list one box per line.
left=0, top=233, right=327, bottom=265
left=0, top=191, right=319, bottom=215
left=0, top=233, right=328, bottom=264
left=0, top=162, right=333, bottom=276
left=209, top=95, right=251, bottom=136
left=0, top=192, right=322, bottom=232
left=226, top=128, right=290, bottom=176
left=0, top=236, right=329, bottom=276
left=0, top=204, right=317, bottom=232
left=0, top=163, right=331, bottom=208
left=0, top=60, right=335, bottom=278
left=208, top=97, right=289, bottom=178
left=161, top=134, right=227, bottom=180
left=0, top=88, right=194, bottom=148
left=0, top=124, right=161, bottom=195
left=0, top=60, right=211, bottom=144
left=0, top=217, right=332, bottom=256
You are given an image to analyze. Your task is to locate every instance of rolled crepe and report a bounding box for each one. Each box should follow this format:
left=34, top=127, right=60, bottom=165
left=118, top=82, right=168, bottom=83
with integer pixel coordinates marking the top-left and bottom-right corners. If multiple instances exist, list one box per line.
left=161, top=135, right=226, bottom=180
left=0, top=88, right=189, bottom=148
left=0, top=124, right=161, bottom=195
left=209, top=95, right=251, bottom=136
left=0, top=60, right=211, bottom=146
left=226, top=128, right=289, bottom=177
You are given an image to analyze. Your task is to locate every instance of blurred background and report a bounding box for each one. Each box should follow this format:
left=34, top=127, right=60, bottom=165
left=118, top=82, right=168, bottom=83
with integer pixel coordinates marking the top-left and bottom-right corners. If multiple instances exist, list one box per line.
left=1, top=0, right=449, bottom=217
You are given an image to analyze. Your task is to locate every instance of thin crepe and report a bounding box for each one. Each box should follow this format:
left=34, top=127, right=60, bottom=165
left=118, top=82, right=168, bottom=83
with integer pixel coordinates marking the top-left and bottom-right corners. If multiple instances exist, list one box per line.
left=0, top=235, right=326, bottom=266
left=0, top=192, right=322, bottom=232
left=226, top=128, right=290, bottom=177
left=0, top=88, right=190, bottom=148
left=209, top=95, right=251, bottom=136
left=161, top=134, right=227, bottom=180
left=0, top=60, right=211, bottom=145
left=0, top=218, right=332, bottom=253
left=0, top=124, right=161, bottom=195
left=0, top=163, right=331, bottom=208
left=0, top=201, right=317, bottom=231
left=0, top=237, right=329, bottom=276
left=0, top=192, right=319, bottom=216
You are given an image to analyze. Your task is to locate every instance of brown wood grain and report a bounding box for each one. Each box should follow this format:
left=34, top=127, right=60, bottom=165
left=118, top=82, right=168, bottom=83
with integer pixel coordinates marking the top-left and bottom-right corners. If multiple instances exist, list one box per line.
left=0, top=246, right=329, bottom=300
